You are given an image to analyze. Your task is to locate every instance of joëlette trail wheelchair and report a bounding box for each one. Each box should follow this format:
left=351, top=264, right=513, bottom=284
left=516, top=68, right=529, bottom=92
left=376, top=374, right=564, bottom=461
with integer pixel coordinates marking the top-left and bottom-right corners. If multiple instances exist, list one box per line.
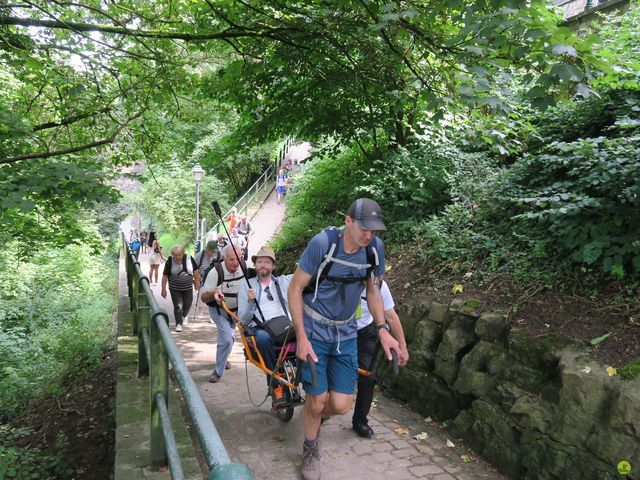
left=222, top=302, right=398, bottom=422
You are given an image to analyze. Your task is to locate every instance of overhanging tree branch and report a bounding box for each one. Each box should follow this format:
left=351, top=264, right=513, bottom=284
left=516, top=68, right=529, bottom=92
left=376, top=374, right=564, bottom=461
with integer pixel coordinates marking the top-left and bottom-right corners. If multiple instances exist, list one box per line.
left=0, top=15, right=295, bottom=41
left=0, top=112, right=142, bottom=164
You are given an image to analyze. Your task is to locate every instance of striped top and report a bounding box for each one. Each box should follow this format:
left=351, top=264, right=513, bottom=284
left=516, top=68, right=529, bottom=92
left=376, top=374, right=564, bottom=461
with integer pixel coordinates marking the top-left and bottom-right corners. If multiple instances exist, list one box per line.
left=163, top=255, right=198, bottom=291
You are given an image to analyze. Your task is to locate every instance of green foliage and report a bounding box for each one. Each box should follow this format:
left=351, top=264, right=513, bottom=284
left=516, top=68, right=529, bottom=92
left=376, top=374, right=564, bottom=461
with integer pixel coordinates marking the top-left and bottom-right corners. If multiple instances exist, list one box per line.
left=355, top=142, right=453, bottom=225
left=0, top=241, right=116, bottom=420
left=619, top=360, right=640, bottom=380
left=0, top=426, right=73, bottom=480
left=495, top=131, right=640, bottom=276
left=139, top=161, right=231, bottom=243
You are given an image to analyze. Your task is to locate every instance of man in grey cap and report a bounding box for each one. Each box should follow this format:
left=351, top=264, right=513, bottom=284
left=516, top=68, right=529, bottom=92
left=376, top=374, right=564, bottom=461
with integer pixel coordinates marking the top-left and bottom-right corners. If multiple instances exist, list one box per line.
left=194, top=240, right=219, bottom=325
left=288, top=197, right=399, bottom=480
left=196, top=240, right=219, bottom=279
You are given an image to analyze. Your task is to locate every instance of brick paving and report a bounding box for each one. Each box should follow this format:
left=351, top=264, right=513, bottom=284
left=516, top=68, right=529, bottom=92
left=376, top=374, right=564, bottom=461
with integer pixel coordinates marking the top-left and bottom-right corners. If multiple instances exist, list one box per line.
left=137, top=188, right=505, bottom=480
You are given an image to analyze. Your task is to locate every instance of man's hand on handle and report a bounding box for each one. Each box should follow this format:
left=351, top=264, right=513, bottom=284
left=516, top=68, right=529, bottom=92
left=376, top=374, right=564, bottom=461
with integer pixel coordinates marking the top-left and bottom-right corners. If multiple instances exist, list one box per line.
left=379, top=328, right=400, bottom=362
left=296, top=336, right=318, bottom=364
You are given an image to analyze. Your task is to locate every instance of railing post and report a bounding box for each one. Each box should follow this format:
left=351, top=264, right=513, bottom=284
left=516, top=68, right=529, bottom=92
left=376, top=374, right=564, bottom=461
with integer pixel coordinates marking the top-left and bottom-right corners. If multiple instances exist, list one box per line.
left=132, top=265, right=140, bottom=336
left=150, top=312, right=169, bottom=470
left=138, top=279, right=150, bottom=377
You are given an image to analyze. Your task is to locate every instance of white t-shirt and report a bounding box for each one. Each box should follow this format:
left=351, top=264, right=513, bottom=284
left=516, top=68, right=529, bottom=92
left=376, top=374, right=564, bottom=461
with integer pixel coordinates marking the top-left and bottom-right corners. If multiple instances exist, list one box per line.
left=238, top=274, right=293, bottom=326
left=356, top=281, right=395, bottom=330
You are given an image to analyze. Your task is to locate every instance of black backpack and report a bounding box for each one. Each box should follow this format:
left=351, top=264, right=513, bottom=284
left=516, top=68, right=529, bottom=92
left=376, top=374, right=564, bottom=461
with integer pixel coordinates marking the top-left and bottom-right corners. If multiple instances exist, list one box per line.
left=202, top=258, right=256, bottom=307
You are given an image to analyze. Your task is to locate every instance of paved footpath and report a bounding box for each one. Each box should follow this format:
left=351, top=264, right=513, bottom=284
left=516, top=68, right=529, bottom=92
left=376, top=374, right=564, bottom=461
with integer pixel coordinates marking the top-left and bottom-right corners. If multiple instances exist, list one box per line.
left=140, top=189, right=504, bottom=480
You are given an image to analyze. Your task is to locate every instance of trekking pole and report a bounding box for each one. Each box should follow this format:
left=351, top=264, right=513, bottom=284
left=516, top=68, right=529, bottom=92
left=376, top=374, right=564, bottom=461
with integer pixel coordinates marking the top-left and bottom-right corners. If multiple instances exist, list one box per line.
left=211, top=200, right=267, bottom=322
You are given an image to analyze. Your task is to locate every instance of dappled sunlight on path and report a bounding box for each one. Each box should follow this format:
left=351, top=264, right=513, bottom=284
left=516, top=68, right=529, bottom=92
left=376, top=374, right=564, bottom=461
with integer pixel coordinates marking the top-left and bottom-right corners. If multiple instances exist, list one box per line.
left=132, top=195, right=504, bottom=479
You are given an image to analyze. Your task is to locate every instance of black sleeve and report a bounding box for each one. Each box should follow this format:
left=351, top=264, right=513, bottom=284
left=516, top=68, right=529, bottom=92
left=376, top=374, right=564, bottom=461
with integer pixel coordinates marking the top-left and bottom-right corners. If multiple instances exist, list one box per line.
left=190, top=256, right=199, bottom=270
left=163, top=258, right=172, bottom=276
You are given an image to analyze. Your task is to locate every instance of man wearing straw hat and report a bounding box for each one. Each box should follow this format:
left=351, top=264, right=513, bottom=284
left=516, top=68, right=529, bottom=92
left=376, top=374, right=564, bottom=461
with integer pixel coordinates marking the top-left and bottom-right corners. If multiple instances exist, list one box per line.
left=238, top=246, right=293, bottom=408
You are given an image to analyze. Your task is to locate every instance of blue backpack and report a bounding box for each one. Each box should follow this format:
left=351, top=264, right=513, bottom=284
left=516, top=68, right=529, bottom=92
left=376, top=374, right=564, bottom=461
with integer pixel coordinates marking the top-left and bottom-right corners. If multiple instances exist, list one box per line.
left=303, top=227, right=381, bottom=305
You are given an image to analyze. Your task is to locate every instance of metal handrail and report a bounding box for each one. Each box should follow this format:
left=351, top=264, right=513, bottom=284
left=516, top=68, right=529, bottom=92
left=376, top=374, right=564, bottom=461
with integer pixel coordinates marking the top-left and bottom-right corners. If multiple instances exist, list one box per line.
left=199, top=137, right=292, bottom=246
left=122, top=234, right=254, bottom=480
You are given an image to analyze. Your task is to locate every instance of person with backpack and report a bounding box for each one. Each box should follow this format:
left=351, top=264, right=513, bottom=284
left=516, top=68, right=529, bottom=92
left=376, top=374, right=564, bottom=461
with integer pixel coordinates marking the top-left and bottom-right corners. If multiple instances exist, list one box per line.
left=353, top=281, right=409, bottom=439
left=276, top=168, right=288, bottom=205
left=215, top=232, right=229, bottom=260
left=236, top=215, right=253, bottom=261
left=288, top=198, right=399, bottom=480
left=161, top=245, right=201, bottom=332
left=200, top=244, right=249, bottom=383
left=195, top=240, right=219, bottom=279
left=237, top=246, right=293, bottom=408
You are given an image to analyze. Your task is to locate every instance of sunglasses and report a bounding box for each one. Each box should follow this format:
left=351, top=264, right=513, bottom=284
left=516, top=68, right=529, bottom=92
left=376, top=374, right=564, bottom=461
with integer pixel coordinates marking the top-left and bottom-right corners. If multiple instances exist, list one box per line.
left=264, top=286, right=274, bottom=301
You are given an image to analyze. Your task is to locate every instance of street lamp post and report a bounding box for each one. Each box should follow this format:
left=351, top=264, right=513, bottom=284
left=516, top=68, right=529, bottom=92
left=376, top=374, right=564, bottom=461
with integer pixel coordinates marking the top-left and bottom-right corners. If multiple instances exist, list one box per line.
left=192, top=163, right=205, bottom=254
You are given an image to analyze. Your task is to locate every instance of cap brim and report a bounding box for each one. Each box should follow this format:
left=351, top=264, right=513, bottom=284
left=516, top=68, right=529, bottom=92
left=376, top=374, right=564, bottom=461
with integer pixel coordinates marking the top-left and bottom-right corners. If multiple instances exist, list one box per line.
left=358, top=219, right=387, bottom=231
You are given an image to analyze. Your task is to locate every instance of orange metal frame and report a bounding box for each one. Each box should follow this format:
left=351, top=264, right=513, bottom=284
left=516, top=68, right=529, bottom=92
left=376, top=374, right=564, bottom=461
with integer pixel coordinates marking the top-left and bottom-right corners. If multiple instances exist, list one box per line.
left=221, top=301, right=373, bottom=386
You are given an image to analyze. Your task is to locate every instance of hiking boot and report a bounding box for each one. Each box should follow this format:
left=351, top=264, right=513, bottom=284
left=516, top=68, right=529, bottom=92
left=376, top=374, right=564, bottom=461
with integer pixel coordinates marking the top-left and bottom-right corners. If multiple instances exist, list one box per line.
left=352, top=421, right=374, bottom=439
left=271, top=385, right=287, bottom=408
left=208, top=372, right=221, bottom=383
left=225, top=361, right=231, bottom=370
left=175, top=324, right=183, bottom=332
left=183, top=316, right=189, bottom=326
left=301, top=441, right=321, bottom=480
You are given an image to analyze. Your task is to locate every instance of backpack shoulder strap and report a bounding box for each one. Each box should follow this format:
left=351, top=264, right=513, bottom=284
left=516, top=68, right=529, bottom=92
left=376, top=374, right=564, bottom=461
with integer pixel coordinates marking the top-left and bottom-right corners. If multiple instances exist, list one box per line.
left=308, top=227, right=341, bottom=302
left=215, top=261, right=224, bottom=287
left=273, top=278, right=290, bottom=320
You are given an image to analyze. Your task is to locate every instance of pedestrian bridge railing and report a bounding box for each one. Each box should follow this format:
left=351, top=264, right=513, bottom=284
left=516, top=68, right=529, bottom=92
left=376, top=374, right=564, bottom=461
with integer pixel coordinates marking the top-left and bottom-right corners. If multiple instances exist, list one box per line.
left=199, top=137, right=292, bottom=247
left=122, top=233, right=254, bottom=480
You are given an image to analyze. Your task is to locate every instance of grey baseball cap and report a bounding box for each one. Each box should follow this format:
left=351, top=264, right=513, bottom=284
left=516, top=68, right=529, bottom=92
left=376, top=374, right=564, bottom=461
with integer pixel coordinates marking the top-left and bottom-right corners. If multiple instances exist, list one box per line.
left=347, top=198, right=387, bottom=231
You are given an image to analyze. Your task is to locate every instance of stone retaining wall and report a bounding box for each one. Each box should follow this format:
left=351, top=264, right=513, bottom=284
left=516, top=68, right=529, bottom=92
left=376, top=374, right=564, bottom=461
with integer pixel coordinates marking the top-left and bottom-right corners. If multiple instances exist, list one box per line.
left=377, top=299, right=640, bottom=480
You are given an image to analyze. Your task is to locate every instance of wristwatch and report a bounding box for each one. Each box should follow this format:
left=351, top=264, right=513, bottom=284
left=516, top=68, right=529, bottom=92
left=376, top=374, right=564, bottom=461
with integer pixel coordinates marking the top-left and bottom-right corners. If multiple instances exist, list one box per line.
left=377, top=323, right=391, bottom=333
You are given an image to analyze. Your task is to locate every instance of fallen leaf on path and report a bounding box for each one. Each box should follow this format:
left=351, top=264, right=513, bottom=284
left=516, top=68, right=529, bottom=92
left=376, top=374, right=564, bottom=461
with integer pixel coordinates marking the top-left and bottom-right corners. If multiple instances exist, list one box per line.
left=452, top=284, right=464, bottom=294
left=606, top=366, right=617, bottom=376
left=446, top=439, right=455, bottom=448
left=413, top=432, right=430, bottom=441
left=461, top=454, right=472, bottom=463
left=393, top=427, right=410, bottom=436
left=424, top=416, right=433, bottom=424
left=223, top=409, right=235, bottom=416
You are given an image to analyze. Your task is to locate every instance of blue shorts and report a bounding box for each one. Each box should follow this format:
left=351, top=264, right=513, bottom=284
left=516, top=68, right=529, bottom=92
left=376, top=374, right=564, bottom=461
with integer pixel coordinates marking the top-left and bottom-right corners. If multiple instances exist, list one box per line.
left=300, top=337, right=358, bottom=395
left=277, top=185, right=286, bottom=194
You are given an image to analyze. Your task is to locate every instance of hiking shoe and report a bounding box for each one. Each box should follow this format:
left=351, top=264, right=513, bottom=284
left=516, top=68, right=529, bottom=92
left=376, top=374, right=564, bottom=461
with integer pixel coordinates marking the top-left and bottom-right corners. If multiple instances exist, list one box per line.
left=175, top=324, right=183, bottom=332
left=225, top=361, right=231, bottom=370
left=183, top=316, right=189, bottom=326
left=271, top=385, right=287, bottom=408
left=208, top=372, right=221, bottom=383
left=301, top=442, right=321, bottom=480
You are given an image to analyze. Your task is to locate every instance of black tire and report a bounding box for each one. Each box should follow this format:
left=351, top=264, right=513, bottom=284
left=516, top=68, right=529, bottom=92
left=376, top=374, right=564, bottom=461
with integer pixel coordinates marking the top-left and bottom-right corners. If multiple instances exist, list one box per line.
left=273, top=360, right=297, bottom=422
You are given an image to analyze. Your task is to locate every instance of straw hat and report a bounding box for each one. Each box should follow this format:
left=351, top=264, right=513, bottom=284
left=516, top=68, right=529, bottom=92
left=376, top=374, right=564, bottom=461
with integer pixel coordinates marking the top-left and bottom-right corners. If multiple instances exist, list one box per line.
left=251, top=245, right=277, bottom=264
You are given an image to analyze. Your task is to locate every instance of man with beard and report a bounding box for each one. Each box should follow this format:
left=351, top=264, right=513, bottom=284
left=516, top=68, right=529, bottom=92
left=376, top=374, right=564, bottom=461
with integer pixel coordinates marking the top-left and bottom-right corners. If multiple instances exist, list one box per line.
left=238, top=246, right=293, bottom=408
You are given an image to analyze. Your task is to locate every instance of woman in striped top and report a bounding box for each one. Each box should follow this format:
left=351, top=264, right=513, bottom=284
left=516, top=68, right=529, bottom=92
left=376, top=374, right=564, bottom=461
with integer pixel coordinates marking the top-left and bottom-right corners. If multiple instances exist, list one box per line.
left=161, top=245, right=202, bottom=332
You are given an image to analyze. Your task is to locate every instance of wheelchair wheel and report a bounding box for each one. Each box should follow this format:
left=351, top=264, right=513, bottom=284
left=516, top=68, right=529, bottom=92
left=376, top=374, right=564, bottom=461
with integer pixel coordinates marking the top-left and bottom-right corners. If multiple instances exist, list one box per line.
left=273, top=359, right=298, bottom=422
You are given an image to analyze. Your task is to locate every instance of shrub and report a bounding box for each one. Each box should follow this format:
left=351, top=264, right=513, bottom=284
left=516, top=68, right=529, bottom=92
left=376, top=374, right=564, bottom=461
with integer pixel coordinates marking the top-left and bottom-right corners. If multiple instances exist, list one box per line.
left=494, top=133, right=640, bottom=277
left=0, top=242, right=116, bottom=420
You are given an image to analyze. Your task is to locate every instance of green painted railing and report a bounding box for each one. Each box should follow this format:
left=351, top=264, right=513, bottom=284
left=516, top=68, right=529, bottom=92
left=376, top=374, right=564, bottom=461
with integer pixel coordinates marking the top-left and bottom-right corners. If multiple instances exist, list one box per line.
left=123, top=234, right=254, bottom=480
left=199, top=137, right=292, bottom=247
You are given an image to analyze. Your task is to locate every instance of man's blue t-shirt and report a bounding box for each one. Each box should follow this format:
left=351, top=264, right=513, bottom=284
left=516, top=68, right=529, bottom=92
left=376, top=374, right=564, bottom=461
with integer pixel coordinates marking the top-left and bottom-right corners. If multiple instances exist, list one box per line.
left=298, top=228, right=385, bottom=342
